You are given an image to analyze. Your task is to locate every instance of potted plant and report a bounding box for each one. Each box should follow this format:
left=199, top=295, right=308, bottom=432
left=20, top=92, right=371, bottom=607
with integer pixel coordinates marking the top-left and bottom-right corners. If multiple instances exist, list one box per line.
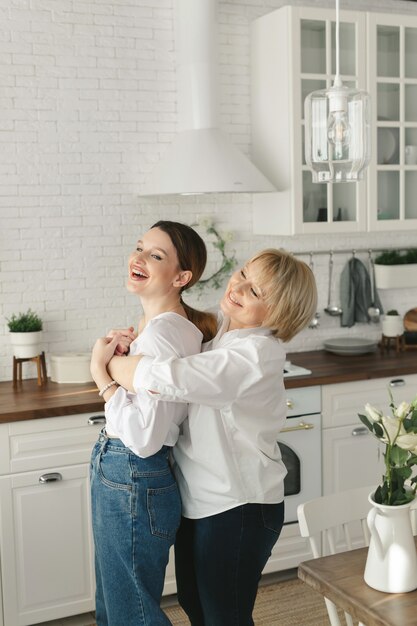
left=358, top=393, right=417, bottom=593
left=381, top=309, right=404, bottom=337
left=6, top=309, right=43, bottom=358
left=374, top=249, right=417, bottom=289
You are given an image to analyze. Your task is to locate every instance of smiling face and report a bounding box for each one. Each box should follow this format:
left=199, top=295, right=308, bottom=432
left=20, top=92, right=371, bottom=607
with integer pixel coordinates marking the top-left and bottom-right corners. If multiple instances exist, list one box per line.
left=220, top=260, right=269, bottom=330
left=127, top=227, right=191, bottom=299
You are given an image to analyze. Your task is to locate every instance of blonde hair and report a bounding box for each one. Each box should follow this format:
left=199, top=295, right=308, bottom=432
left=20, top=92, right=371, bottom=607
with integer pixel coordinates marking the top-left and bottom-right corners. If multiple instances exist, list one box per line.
left=248, top=249, right=318, bottom=342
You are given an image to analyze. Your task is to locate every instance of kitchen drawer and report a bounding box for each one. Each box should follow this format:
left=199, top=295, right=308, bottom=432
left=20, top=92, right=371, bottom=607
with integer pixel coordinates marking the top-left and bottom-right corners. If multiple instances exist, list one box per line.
left=0, top=412, right=105, bottom=476
left=322, top=374, right=417, bottom=429
left=285, top=386, right=321, bottom=417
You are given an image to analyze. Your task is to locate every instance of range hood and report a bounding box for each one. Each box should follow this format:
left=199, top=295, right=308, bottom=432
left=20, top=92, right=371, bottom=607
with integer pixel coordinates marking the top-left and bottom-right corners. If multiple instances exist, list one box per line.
left=140, top=0, right=276, bottom=196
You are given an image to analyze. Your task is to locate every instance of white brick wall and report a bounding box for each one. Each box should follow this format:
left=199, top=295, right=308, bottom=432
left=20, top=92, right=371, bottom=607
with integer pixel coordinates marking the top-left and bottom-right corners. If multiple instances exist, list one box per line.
left=1, top=0, right=417, bottom=382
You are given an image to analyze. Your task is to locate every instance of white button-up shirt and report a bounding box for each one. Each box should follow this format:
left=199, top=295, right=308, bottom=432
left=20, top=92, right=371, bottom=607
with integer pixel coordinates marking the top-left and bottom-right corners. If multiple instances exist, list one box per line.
left=134, top=313, right=288, bottom=518
left=104, top=312, right=202, bottom=457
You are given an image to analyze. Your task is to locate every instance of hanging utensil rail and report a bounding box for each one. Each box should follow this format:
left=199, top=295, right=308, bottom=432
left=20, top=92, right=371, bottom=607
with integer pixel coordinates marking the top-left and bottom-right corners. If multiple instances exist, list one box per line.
left=291, top=246, right=416, bottom=257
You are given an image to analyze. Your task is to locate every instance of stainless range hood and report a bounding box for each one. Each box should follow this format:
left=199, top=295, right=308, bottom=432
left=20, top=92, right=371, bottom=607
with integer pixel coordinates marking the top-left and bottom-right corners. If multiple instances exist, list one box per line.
left=140, top=0, right=276, bottom=196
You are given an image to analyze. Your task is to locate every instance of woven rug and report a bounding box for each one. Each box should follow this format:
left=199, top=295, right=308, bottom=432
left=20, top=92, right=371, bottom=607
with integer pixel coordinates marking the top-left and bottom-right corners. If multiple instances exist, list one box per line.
left=90, top=577, right=343, bottom=625
left=162, top=577, right=333, bottom=625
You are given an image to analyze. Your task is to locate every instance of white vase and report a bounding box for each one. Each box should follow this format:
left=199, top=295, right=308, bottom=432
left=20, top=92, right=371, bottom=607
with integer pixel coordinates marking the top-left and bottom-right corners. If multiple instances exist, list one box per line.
left=9, top=331, right=43, bottom=358
left=364, top=492, right=417, bottom=593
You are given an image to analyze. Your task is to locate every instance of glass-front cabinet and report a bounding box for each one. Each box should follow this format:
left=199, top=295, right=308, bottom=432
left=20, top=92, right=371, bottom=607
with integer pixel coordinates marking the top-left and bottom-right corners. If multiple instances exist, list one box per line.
left=367, top=14, right=417, bottom=231
left=252, top=6, right=367, bottom=235
left=251, top=6, right=417, bottom=235
left=300, top=18, right=365, bottom=229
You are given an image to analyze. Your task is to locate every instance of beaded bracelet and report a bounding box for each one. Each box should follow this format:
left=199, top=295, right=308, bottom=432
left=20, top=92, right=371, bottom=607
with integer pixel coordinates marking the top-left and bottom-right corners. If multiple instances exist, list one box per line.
left=98, top=380, right=118, bottom=397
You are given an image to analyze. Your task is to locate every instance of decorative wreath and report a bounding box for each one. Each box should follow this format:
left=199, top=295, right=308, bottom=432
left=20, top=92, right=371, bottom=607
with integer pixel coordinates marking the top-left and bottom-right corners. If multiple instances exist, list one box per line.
left=191, top=221, right=237, bottom=295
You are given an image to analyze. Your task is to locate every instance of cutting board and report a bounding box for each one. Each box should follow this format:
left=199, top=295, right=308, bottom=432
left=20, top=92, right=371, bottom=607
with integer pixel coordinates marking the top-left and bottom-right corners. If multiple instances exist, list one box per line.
left=404, top=308, right=417, bottom=331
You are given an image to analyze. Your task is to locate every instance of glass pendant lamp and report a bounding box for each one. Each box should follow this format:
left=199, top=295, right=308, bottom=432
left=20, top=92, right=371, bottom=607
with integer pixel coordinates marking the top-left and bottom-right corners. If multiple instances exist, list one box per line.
left=304, top=0, right=371, bottom=183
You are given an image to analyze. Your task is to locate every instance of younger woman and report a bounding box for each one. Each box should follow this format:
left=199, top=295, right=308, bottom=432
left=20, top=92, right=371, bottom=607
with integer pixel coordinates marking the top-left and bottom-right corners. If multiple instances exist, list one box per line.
left=89, top=220, right=216, bottom=626
left=95, top=248, right=317, bottom=626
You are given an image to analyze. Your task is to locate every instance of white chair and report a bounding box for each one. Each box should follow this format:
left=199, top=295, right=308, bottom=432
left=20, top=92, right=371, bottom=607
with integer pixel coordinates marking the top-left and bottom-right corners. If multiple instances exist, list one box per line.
left=297, top=485, right=375, bottom=626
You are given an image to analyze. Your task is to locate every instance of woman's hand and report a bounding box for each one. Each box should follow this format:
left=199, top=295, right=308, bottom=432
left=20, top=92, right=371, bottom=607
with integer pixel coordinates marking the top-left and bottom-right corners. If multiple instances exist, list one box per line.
left=90, top=335, right=123, bottom=396
left=91, top=335, right=121, bottom=374
left=107, top=326, right=137, bottom=356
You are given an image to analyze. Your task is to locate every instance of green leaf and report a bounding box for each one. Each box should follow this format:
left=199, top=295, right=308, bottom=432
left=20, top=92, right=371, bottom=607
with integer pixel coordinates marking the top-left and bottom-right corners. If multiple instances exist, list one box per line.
left=390, top=445, right=408, bottom=466
left=407, top=454, right=417, bottom=466
left=373, top=484, right=389, bottom=504
left=404, top=411, right=417, bottom=432
left=358, top=414, right=373, bottom=432
left=373, top=422, right=384, bottom=438
left=390, top=490, right=413, bottom=506
left=393, top=466, right=412, bottom=480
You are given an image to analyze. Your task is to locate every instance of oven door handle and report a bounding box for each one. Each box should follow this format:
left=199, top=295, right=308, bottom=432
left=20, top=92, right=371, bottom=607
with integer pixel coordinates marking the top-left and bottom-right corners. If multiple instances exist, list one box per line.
left=281, top=421, right=315, bottom=433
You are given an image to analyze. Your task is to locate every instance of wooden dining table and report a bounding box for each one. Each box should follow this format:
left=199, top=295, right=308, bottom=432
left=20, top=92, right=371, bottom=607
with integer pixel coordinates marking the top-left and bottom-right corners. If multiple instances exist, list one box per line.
left=298, top=538, right=417, bottom=626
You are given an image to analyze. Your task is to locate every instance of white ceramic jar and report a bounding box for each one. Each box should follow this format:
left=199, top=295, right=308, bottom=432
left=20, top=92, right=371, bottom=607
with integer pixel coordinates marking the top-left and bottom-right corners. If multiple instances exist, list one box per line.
left=381, top=314, right=404, bottom=337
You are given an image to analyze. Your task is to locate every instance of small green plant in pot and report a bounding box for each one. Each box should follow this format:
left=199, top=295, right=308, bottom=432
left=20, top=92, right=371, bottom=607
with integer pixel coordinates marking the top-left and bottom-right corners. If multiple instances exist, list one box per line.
left=374, top=249, right=417, bottom=289
left=6, top=309, right=43, bottom=358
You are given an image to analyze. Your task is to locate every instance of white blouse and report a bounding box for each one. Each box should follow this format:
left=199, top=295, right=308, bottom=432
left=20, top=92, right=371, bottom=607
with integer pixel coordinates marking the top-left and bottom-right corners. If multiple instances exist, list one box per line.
left=104, top=312, right=203, bottom=458
left=134, top=313, right=288, bottom=518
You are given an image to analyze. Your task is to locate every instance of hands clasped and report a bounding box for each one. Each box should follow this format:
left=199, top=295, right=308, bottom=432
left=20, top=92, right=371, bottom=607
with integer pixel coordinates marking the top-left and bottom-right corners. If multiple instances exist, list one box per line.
left=91, top=327, right=137, bottom=375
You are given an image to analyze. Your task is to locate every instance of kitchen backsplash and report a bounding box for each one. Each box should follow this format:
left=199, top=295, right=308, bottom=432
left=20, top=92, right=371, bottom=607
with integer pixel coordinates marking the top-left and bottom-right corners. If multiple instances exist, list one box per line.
left=1, top=0, right=417, bottom=382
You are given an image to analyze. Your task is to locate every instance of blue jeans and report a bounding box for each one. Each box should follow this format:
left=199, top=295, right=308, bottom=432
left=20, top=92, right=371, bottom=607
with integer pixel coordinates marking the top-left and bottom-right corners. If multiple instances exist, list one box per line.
left=90, top=431, right=181, bottom=626
left=174, top=502, right=284, bottom=626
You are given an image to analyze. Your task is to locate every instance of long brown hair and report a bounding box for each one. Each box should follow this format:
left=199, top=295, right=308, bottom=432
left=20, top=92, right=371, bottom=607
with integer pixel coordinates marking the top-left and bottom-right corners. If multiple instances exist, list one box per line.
left=151, top=221, right=217, bottom=342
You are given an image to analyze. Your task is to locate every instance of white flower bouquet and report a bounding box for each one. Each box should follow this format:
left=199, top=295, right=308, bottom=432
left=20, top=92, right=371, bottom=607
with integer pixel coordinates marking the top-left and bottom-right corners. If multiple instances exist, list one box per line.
left=359, top=391, right=417, bottom=506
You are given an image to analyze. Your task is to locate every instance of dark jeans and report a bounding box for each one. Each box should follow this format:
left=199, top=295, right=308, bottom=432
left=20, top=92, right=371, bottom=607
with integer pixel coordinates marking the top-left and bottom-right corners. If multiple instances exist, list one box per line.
left=174, top=502, right=284, bottom=626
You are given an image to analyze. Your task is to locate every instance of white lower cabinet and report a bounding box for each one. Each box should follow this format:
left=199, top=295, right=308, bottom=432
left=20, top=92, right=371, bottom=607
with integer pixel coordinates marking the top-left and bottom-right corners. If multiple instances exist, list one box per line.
left=0, top=464, right=94, bottom=626
left=322, top=374, right=417, bottom=495
left=322, top=424, right=384, bottom=495
left=0, top=413, right=104, bottom=626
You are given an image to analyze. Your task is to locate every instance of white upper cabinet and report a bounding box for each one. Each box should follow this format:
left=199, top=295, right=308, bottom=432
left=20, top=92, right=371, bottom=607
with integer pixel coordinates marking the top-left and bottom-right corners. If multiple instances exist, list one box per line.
left=251, top=6, right=367, bottom=235
left=251, top=6, right=417, bottom=235
left=367, top=13, right=417, bottom=231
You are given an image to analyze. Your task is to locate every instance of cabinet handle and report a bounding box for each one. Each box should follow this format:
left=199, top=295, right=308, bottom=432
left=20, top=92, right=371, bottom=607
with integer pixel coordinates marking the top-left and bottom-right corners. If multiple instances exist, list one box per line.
left=389, top=379, right=405, bottom=387
left=352, top=427, right=369, bottom=436
left=286, top=399, right=294, bottom=409
left=88, top=415, right=106, bottom=425
left=39, top=472, right=62, bottom=484
left=281, top=421, right=314, bottom=433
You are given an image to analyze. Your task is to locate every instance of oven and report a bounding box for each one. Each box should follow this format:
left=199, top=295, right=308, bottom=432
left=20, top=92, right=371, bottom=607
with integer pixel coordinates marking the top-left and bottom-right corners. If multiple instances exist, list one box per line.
left=278, top=385, right=322, bottom=524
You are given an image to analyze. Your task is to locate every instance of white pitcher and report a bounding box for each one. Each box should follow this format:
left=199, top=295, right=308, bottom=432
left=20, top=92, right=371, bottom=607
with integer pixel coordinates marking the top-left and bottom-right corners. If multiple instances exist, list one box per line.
left=364, top=492, right=417, bottom=593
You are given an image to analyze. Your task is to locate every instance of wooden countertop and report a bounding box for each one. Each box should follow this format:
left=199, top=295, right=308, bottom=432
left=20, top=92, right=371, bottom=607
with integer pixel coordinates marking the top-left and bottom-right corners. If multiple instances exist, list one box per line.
left=1, top=349, right=416, bottom=423
left=283, top=348, right=417, bottom=388
left=0, top=380, right=104, bottom=423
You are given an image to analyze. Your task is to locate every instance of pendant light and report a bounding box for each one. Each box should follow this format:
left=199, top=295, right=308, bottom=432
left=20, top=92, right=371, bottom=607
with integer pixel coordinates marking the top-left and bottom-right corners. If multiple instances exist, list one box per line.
left=304, top=0, right=371, bottom=183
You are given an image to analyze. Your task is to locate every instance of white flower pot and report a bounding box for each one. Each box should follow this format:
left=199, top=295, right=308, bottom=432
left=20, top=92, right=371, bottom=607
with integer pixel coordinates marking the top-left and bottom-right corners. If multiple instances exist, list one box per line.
left=9, top=331, right=43, bottom=358
left=374, top=263, right=417, bottom=289
left=381, top=315, right=403, bottom=337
